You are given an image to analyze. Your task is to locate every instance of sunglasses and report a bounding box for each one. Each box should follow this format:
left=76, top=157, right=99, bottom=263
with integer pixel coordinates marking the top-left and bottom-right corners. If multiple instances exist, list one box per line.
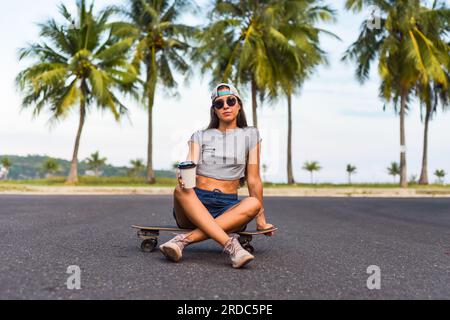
left=212, top=97, right=238, bottom=110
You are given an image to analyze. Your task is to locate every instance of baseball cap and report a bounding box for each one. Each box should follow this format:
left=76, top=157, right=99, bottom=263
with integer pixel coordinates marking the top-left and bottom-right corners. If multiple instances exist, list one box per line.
left=211, top=83, right=242, bottom=102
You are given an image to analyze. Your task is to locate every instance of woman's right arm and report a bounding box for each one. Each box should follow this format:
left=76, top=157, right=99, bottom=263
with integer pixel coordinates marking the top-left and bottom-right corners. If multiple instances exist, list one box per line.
left=187, top=141, right=200, bottom=163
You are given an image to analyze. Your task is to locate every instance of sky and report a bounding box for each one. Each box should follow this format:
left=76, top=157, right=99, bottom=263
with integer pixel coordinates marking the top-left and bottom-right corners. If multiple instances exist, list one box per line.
left=0, top=0, right=449, bottom=184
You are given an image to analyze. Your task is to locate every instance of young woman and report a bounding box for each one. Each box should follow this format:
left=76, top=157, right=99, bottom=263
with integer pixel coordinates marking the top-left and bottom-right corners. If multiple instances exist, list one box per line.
left=159, top=83, right=275, bottom=269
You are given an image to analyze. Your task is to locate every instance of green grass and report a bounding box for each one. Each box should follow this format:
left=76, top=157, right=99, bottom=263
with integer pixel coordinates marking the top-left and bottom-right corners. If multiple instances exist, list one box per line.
left=0, top=176, right=176, bottom=187
left=261, top=182, right=450, bottom=189
left=0, top=184, right=33, bottom=192
left=0, top=177, right=449, bottom=189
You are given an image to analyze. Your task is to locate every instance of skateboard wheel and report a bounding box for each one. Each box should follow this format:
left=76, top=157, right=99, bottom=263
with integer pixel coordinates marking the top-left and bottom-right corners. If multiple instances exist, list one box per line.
left=141, top=239, right=158, bottom=253
left=243, top=244, right=254, bottom=254
left=239, top=235, right=252, bottom=245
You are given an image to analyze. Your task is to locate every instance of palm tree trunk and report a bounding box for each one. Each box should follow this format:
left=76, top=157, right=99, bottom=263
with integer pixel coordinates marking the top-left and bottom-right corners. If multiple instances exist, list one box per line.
left=287, top=92, right=295, bottom=184
left=399, top=90, right=408, bottom=188
left=67, top=99, right=86, bottom=184
left=419, top=105, right=431, bottom=185
left=146, top=96, right=156, bottom=184
left=146, top=51, right=157, bottom=184
left=251, top=78, right=258, bottom=128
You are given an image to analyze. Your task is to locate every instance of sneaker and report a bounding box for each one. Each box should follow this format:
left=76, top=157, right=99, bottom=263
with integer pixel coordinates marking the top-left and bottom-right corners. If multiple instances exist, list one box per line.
left=223, top=235, right=254, bottom=269
left=159, top=233, right=192, bottom=263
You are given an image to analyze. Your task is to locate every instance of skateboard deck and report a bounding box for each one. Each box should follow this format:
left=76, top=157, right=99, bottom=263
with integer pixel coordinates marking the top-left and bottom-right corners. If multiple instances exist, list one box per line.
left=132, top=225, right=278, bottom=254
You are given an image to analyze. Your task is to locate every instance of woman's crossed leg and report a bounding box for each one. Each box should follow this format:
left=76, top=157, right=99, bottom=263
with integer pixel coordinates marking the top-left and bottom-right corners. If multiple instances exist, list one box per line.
left=173, top=186, right=261, bottom=245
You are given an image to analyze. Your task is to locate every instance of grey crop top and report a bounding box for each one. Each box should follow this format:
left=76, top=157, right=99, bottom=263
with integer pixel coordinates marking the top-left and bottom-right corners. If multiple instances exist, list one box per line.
left=189, top=127, right=262, bottom=181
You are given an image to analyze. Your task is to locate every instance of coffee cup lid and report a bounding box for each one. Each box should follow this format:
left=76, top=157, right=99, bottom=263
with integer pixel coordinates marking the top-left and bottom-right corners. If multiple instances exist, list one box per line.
left=178, top=161, right=196, bottom=170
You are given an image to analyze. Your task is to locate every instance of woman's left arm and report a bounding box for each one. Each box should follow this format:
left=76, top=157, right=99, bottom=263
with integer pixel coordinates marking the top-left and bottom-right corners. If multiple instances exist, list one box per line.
left=246, top=142, right=275, bottom=236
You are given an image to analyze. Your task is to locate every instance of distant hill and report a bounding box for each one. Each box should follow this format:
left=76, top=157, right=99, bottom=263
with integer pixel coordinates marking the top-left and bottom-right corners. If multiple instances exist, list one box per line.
left=0, top=155, right=176, bottom=180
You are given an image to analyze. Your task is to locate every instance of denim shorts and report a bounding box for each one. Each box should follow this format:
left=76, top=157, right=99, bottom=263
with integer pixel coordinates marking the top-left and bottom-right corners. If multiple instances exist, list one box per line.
left=173, top=187, right=242, bottom=224
left=194, top=187, right=242, bottom=218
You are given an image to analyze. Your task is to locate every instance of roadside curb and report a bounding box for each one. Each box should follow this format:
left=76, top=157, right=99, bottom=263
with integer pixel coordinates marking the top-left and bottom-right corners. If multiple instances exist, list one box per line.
left=1, top=186, right=450, bottom=197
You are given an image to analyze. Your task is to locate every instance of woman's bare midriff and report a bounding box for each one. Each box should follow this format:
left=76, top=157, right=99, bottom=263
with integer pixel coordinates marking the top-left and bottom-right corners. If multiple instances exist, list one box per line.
left=196, top=175, right=240, bottom=194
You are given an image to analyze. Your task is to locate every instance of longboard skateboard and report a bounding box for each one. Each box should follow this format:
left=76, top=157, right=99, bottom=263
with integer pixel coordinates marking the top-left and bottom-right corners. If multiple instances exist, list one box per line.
left=132, top=225, right=278, bottom=254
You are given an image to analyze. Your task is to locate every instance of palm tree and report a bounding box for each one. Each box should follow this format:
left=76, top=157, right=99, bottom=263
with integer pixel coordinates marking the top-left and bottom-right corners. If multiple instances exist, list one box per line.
left=343, top=0, right=450, bottom=188
left=129, top=158, right=146, bottom=177
left=415, top=1, right=450, bottom=184
left=346, top=164, right=357, bottom=184
left=1, top=158, right=11, bottom=170
left=417, top=71, right=450, bottom=185
left=195, top=1, right=336, bottom=184
left=387, top=162, right=400, bottom=184
left=434, top=169, right=446, bottom=184
left=16, top=0, right=137, bottom=184
left=43, top=158, right=60, bottom=178
left=113, top=0, right=195, bottom=184
left=267, top=1, right=338, bottom=184
left=85, top=151, right=107, bottom=177
left=303, top=161, right=322, bottom=184
left=1, top=158, right=12, bottom=180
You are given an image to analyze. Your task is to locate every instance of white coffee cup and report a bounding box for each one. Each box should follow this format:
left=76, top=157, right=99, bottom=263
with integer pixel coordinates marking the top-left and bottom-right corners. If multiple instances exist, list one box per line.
left=178, top=161, right=197, bottom=189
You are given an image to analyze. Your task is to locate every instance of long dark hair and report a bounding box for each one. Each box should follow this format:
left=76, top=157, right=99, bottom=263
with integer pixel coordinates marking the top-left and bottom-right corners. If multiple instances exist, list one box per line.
left=206, top=88, right=249, bottom=188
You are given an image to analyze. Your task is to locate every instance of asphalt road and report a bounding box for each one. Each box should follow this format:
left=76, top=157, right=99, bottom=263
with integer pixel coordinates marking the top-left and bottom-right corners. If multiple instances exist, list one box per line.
left=0, top=195, right=449, bottom=300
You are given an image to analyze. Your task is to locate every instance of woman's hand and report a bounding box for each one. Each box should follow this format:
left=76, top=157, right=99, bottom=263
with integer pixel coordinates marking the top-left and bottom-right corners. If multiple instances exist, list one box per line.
left=255, top=208, right=275, bottom=236
left=256, top=222, right=276, bottom=237
left=176, top=169, right=185, bottom=189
